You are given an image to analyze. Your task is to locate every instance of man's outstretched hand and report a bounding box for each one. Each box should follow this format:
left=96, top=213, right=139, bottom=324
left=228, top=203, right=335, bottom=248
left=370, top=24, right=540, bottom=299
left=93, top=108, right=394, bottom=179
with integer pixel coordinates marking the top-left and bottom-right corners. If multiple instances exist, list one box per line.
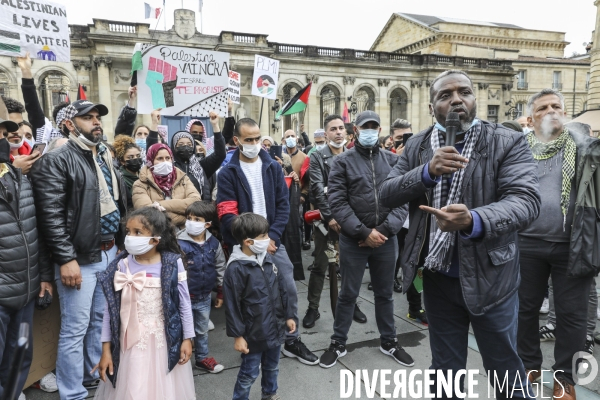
left=420, top=204, right=473, bottom=232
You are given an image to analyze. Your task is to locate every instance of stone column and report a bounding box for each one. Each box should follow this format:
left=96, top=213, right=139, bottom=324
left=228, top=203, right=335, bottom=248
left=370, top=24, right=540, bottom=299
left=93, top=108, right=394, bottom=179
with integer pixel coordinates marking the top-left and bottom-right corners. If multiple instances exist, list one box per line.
left=588, top=0, right=600, bottom=108
left=378, top=79, right=390, bottom=129
left=94, top=56, right=114, bottom=140
left=410, top=80, right=421, bottom=131
left=478, top=83, right=489, bottom=121
left=420, top=80, right=432, bottom=131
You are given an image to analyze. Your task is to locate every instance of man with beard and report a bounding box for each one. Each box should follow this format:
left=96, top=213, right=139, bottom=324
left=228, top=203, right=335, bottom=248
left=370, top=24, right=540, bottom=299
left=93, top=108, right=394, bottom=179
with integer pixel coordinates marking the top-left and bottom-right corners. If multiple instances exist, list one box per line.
left=379, top=70, right=540, bottom=398
left=30, top=100, right=127, bottom=399
left=1, top=95, right=41, bottom=174
left=517, top=89, right=600, bottom=400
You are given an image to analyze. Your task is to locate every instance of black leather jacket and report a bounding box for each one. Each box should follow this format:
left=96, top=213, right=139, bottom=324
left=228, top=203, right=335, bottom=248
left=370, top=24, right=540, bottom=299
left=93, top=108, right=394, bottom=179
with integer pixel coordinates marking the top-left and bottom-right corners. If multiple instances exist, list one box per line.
left=379, top=121, right=541, bottom=315
left=309, top=145, right=345, bottom=224
left=30, top=141, right=127, bottom=266
left=328, top=143, right=408, bottom=241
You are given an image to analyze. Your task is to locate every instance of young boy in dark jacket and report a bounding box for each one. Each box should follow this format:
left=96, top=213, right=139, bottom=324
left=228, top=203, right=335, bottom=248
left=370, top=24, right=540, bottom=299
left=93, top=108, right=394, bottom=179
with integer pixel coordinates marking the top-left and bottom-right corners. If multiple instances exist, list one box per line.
left=224, top=213, right=296, bottom=400
left=177, top=201, right=226, bottom=373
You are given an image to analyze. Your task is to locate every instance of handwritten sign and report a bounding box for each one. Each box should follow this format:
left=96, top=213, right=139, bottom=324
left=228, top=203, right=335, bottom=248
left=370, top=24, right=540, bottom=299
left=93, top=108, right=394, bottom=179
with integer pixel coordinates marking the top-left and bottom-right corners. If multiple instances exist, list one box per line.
left=228, top=70, right=240, bottom=104
left=251, top=55, right=279, bottom=100
left=136, top=44, right=230, bottom=117
left=0, top=0, right=70, bottom=62
left=25, top=285, right=60, bottom=388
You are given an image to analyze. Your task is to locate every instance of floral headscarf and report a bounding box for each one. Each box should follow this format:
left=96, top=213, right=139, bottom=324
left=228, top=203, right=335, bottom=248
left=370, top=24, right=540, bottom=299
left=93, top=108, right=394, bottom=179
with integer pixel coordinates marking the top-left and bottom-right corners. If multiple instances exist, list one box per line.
left=145, top=143, right=177, bottom=196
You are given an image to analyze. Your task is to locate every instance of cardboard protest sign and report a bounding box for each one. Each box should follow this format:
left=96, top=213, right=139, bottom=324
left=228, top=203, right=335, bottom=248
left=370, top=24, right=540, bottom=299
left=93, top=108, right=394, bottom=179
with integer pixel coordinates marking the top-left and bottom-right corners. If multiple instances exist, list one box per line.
left=251, top=55, right=279, bottom=100
left=24, top=285, right=60, bottom=388
left=228, top=70, right=240, bottom=104
left=134, top=44, right=230, bottom=117
left=0, top=0, right=70, bottom=62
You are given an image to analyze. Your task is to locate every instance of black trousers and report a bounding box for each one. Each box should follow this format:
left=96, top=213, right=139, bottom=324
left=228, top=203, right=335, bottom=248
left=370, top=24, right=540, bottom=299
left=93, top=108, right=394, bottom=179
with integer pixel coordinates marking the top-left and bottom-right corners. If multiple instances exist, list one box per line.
left=517, top=235, right=592, bottom=385
left=395, top=228, right=422, bottom=312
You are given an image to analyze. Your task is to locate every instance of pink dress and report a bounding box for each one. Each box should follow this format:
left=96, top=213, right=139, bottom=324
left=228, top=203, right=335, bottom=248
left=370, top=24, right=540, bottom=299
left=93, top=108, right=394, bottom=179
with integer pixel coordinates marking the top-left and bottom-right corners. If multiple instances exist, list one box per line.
left=94, top=257, right=196, bottom=400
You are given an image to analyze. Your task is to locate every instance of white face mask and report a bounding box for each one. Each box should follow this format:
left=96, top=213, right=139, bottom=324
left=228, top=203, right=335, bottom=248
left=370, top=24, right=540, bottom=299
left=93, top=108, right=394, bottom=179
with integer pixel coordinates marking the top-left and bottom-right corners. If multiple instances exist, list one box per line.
left=329, top=140, right=344, bottom=149
left=9, top=137, right=24, bottom=150
left=522, top=127, right=531, bottom=135
left=152, top=161, right=173, bottom=176
left=186, top=220, right=207, bottom=236
left=315, top=143, right=327, bottom=151
left=24, top=138, right=34, bottom=148
left=124, top=235, right=160, bottom=256
left=248, top=237, right=270, bottom=255
left=239, top=143, right=260, bottom=159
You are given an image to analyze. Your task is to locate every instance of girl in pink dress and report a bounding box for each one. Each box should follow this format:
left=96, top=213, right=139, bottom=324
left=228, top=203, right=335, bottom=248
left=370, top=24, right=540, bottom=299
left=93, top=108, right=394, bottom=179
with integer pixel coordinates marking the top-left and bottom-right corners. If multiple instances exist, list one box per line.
left=93, top=206, right=196, bottom=400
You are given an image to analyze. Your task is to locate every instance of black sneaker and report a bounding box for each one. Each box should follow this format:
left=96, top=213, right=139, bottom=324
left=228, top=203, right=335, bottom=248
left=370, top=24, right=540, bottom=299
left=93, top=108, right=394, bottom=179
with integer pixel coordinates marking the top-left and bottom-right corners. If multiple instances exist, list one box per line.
left=307, top=262, right=315, bottom=272
left=393, top=278, right=402, bottom=293
left=302, top=241, right=311, bottom=250
left=407, top=309, right=428, bottom=326
left=583, top=336, right=594, bottom=359
left=83, top=379, right=100, bottom=390
left=283, top=338, right=319, bottom=365
left=380, top=339, right=414, bottom=367
left=302, top=308, right=320, bottom=328
left=539, top=324, right=556, bottom=341
left=319, top=341, right=347, bottom=368
left=353, top=304, right=367, bottom=324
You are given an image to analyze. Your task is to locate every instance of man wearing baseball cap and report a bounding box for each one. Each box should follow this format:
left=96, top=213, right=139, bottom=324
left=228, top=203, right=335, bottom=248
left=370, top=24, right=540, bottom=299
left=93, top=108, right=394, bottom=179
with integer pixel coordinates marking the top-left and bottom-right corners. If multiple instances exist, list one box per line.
left=318, top=111, right=412, bottom=368
left=30, top=99, right=127, bottom=399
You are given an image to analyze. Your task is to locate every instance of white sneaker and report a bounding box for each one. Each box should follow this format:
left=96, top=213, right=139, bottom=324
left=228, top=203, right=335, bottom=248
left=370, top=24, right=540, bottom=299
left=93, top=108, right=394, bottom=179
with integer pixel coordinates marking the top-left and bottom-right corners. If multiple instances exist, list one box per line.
left=37, top=372, right=58, bottom=392
left=18, top=392, right=26, bottom=400
left=208, top=319, right=215, bottom=331
left=539, top=297, right=549, bottom=314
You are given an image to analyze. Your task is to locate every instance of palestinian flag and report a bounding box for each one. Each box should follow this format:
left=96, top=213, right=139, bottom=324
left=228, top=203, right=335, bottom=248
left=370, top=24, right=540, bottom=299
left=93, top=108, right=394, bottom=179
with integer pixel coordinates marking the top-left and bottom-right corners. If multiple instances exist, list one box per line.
left=276, top=82, right=311, bottom=120
left=0, top=29, right=20, bottom=54
left=77, top=84, right=87, bottom=100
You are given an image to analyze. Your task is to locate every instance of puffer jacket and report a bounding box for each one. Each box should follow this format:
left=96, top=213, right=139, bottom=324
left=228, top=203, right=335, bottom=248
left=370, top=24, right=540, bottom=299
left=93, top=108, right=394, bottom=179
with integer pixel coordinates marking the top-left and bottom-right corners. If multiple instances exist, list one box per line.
left=29, top=141, right=127, bottom=266
left=328, top=142, right=408, bottom=241
left=223, top=247, right=293, bottom=353
left=308, top=145, right=345, bottom=223
left=131, top=166, right=201, bottom=228
left=567, top=132, right=600, bottom=277
left=0, top=165, right=52, bottom=310
left=379, top=121, right=541, bottom=316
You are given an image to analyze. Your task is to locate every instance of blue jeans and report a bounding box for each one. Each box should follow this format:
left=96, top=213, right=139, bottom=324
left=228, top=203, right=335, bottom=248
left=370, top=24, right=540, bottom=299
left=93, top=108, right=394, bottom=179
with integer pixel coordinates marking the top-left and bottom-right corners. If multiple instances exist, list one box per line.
left=271, top=245, right=299, bottom=342
left=332, top=234, right=398, bottom=345
left=191, top=295, right=211, bottom=361
left=423, top=269, right=534, bottom=399
left=0, top=299, right=34, bottom=398
left=55, top=247, right=117, bottom=400
left=232, top=345, right=280, bottom=400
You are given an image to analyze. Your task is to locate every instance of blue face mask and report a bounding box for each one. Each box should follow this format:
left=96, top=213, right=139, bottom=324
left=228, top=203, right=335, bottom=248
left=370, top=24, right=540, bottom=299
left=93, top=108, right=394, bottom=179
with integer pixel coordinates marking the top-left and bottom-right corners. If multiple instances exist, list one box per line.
left=315, top=143, right=327, bottom=151
left=136, top=138, right=147, bottom=150
left=285, top=137, right=297, bottom=148
left=357, top=129, right=379, bottom=147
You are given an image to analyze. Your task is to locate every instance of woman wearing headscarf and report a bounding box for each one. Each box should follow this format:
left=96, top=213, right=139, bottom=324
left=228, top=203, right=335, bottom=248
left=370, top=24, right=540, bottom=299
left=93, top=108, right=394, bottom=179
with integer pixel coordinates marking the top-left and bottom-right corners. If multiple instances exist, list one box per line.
left=132, top=143, right=201, bottom=229
left=170, top=112, right=226, bottom=201
left=113, top=136, right=142, bottom=209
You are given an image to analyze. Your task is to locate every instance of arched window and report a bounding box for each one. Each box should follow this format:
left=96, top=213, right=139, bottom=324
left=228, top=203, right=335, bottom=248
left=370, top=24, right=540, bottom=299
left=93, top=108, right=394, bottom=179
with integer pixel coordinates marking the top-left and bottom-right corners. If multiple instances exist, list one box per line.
left=355, top=87, right=375, bottom=114
left=320, top=85, right=340, bottom=127
left=389, top=88, right=408, bottom=126
left=38, top=71, right=70, bottom=118
left=282, top=83, right=302, bottom=132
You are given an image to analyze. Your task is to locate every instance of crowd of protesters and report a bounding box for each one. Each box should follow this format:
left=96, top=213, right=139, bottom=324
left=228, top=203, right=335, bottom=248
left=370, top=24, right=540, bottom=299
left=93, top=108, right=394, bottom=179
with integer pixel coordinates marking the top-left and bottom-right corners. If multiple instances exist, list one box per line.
left=0, top=55, right=598, bottom=400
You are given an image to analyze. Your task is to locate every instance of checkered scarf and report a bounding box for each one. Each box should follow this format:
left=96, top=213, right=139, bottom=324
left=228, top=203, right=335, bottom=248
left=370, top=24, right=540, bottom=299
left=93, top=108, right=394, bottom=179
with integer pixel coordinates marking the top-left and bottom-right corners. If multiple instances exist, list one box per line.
left=424, top=122, right=481, bottom=272
left=526, top=127, right=575, bottom=230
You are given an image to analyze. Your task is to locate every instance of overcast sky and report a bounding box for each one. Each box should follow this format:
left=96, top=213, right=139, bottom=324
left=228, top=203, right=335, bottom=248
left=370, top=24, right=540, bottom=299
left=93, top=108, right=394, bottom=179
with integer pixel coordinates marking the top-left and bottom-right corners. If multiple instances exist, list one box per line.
left=61, top=0, right=596, bottom=57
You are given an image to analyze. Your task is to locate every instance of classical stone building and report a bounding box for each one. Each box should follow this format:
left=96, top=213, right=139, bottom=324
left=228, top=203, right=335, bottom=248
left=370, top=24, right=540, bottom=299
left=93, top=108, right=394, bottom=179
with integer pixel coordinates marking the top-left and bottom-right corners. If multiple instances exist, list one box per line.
left=0, top=10, right=589, bottom=141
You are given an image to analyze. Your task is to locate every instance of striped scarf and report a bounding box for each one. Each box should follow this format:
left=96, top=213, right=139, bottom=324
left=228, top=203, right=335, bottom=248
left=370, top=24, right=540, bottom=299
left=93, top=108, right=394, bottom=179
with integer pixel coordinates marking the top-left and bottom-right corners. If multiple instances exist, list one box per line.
left=424, top=122, right=481, bottom=272
left=526, top=128, right=576, bottom=230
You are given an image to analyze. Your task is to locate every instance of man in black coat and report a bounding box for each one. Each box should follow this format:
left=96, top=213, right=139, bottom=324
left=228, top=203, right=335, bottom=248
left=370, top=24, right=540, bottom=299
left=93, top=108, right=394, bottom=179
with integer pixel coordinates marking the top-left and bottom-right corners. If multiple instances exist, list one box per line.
left=0, top=126, right=52, bottom=398
left=379, top=70, right=541, bottom=398
left=318, top=111, right=411, bottom=369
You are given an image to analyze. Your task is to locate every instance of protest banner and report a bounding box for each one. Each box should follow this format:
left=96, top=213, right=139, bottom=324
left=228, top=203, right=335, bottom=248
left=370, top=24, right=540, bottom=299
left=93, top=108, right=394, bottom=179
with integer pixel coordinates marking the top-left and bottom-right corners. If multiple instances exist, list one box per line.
left=251, top=55, right=279, bottom=100
left=0, top=0, right=70, bottom=62
left=133, top=44, right=230, bottom=117
left=228, top=70, right=240, bottom=104
left=24, top=284, right=60, bottom=388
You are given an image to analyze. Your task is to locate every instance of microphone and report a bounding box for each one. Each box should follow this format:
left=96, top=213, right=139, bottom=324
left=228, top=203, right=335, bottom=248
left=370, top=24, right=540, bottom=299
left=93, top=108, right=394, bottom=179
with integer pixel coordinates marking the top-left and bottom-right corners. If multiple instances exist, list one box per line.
left=445, top=112, right=460, bottom=148
left=443, top=112, right=461, bottom=180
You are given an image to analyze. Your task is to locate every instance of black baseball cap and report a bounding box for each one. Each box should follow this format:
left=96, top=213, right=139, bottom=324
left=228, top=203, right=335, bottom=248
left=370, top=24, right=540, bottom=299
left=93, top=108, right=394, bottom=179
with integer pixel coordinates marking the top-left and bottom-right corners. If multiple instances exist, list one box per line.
left=64, top=100, right=109, bottom=120
left=355, top=110, right=380, bottom=127
left=0, top=117, right=18, bottom=133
